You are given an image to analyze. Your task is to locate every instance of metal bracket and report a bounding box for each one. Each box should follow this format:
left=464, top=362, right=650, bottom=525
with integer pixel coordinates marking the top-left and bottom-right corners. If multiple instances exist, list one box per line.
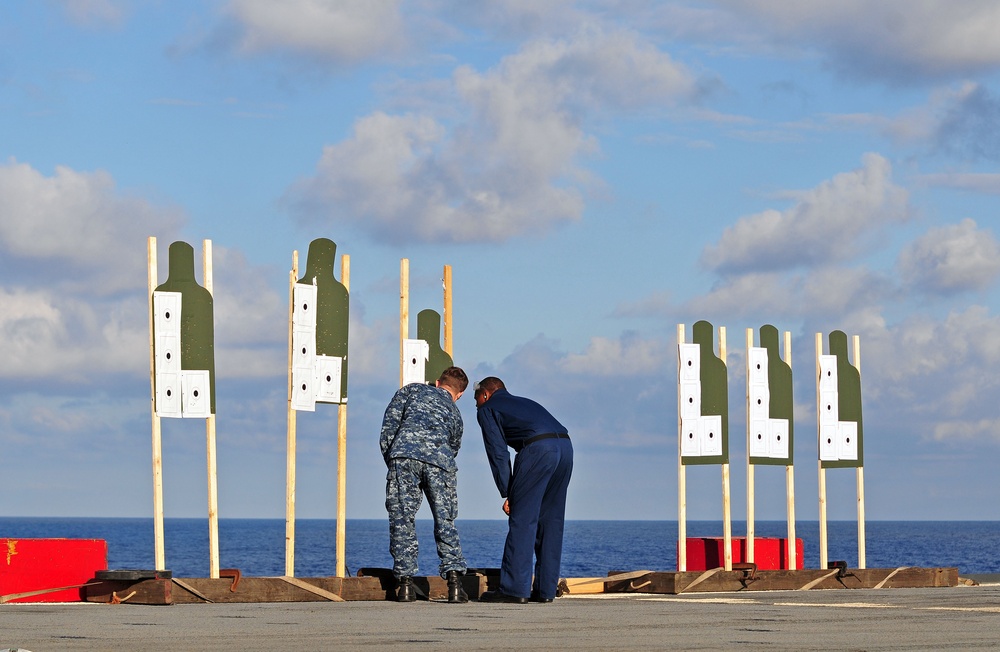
left=827, top=560, right=852, bottom=581
left=732, top=562, right=758, bottom=588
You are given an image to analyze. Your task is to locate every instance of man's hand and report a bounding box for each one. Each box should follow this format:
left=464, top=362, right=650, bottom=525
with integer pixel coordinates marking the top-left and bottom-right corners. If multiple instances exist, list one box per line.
left=502, top=498, right=510, bottom=515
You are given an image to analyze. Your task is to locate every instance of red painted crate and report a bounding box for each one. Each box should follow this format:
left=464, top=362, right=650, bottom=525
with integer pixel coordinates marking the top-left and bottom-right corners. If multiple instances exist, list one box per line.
left=1, top=538, right=107, bottom=603
left=680, top=536, right=804, bottom=571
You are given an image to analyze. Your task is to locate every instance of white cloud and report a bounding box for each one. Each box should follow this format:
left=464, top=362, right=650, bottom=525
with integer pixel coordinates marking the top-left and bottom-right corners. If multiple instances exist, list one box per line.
left=56, top=0, right=126, bottom=27
left=702, top=153, right=909, bottom=273
left=560, top=332, right=669, bottom=376
left=863, top=306, right=1000, bottom=424
left=708, top=0, right=1000, bottom=80
left=876, top=306, right=1000, bottom=385
left=0, top=286, right=147, bottom=381
left=0, top=159, right=184, bottom=383
left=613, top=289, right=672, bottom=318
left=434, top=0, right=585, bottom=39
left=210, top=247, right=287, bottom=380
left=921, top=172, right=1000, bottom=195
left=931, top=418, right=1000, bottom=442
left=931, top=83, right=1000, bottom=162
left=0, top=288, right=64, bottom=377
left=287, top=27, right=698, bottom=243
left=825, top=82, right=1000, bottom=166
left=683, top=272, right=795, bottom=321
left=0, top=160, right=184, bottom=293
left=348, top=321, right=397, bottom=387
left=482, top=332, right=675, bottom=454
left=898, top=218, right=1000, bottom=294
left=827, top=83, right=977, bottom=145
left=798, top=267, right=895, bottom=319
left=682, top=267, right=893, bottom=323
left=224, top=0, right=406, bottom=64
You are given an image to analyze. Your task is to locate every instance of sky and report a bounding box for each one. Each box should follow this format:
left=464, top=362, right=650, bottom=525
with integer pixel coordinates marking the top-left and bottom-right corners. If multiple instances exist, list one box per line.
left=3, top=1, right=1000, bottom=528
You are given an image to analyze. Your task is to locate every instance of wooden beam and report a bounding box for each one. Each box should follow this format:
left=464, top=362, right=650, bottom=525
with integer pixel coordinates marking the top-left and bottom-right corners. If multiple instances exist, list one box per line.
left=784, top=329, right=796, bottom=571
left=86, top=578, right=173, bottom=605
left=336, top=254, right=350, bottom=579
left=168, top=577, right=384, bottom=603
left=676, top=323, right=687, bottom=572
left=203, top=239, right=220, bottom=580
left=443, top=264, right=453, bottom=356
left=854, top=334, right=866, bottom=570
left=719, top=325, right=731, bottom=572
left=84, top=568, right=956, bottom=603
left=602, top=567, right=959, bottom=595
left=746, top=327, right=755, bottom=565
left=816, top=332, right=828, bottom=570
left=285, top=250, right=299, bottom=577
left=147, top=236, right=165, bottom=571
left=399, top=258, right=409, bottom=388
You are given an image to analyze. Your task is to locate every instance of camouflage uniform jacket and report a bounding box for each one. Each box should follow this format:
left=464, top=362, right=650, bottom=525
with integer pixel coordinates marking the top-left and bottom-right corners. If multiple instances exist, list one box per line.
left=380, top=383, right=463, bottom=473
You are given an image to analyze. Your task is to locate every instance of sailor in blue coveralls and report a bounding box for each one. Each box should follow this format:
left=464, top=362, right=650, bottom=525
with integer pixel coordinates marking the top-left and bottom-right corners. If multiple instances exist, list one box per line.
left=474, top=377, right=573, bottom=603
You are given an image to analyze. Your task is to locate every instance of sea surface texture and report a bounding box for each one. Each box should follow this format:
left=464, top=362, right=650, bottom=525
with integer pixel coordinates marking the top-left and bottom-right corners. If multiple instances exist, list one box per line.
left=0, top=518, right=996, bottom=578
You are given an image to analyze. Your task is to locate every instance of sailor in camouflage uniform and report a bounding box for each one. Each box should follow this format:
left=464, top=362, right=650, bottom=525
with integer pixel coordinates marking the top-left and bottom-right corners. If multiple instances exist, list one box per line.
left=381, top=366, right=470, bottom=602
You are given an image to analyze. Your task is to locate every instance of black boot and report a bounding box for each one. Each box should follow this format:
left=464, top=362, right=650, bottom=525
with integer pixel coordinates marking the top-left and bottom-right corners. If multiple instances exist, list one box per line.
left=397, top=576, right=416, bottom=602
left=446, top=570, right=468, bottom=603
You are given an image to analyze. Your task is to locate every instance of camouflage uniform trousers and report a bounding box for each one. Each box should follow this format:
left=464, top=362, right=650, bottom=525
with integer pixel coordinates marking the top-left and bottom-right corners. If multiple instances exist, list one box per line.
left=386, top=457, right=467, bottom=579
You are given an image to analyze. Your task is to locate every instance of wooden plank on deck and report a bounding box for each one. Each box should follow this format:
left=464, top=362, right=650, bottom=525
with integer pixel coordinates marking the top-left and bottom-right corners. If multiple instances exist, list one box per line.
left=85, top=578, right=173, bottom=605
left=602, top=568, right=958, bottom=595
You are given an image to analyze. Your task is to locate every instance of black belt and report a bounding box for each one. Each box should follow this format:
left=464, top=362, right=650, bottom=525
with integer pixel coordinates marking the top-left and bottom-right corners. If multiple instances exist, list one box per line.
left=516, top=432, right=570, bottom=451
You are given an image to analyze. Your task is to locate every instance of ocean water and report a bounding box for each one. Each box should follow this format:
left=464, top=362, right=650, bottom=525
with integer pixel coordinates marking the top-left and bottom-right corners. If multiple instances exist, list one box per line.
left=1, top=518, right=998, bottom=578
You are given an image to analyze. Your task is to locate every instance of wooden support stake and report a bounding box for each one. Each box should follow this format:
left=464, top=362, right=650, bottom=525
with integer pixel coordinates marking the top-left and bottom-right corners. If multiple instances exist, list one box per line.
left=400, top=259, right=409, bottom=388
left=443, top=265, right=453, bottom=357
left=854, top=334, right=866, bottom=570
left=148, top=236, right=166, bottom=571
left=816, top=332, right=828, bottom=570
left=285, top=251, right=299, bottom=577
left=203, top=239, right=220, bottom=580
left=720, top=326, right=731, bottom=572
left=676, top=323, right=686, bottom=572
left=784, top=330, right=796, bottom=570
left=722, top=462, right=732, bottom=572
left=336, top=254, right=350, bottom=579
left=745, top=328, right=755, bottom=565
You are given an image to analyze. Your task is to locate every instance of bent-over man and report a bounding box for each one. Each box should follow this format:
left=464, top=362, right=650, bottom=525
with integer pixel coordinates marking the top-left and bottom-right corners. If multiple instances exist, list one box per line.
left=381, top=366, right=470, bottom=603
left=475, top=377, right=573, bottom=604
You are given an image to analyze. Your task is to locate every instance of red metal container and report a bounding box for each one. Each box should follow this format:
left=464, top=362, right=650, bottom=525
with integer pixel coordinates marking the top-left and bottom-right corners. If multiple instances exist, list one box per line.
left=680, top=536, right=804, bottom=571
left=1, top=538, right=108, bottom=603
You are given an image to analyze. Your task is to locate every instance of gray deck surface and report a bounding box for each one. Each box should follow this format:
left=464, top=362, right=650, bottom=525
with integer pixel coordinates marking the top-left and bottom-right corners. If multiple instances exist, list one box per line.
left=3, top=579, right=1000, bottom=650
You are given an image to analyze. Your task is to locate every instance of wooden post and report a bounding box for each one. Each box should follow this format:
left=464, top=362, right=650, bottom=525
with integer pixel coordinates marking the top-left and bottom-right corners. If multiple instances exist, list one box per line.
left=816, top=332, right=828, bottom=570
left=745, top=328, right=755, bottom=564
left=400, top=259, right=409, bottom=388
left=203, top=239, right=220, bottom=580
left=336, top=255, right=350, bottom=579
left=284, top=251, right=299, bottom=577
left=784, top=330, right=796, bottom=570
left=854, top=335, right=866, bottom=570
left=676, top=323, right=686, bottom=572
left=443, top=265, right=453, bottom=357
left=148, top=237, right=166, bottom=571
left=719, top=326, right=731, bottom=572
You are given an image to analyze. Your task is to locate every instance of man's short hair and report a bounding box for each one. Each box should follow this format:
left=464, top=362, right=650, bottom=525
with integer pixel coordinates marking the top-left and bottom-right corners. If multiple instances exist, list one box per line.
left=437, top=366, right=469, bottom=393
left=474, top=376, right=505, bottom=395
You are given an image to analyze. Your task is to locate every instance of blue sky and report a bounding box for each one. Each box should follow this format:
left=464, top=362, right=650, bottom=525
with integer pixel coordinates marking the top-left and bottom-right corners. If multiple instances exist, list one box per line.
left=4, top=0, right=1000, bottom=525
